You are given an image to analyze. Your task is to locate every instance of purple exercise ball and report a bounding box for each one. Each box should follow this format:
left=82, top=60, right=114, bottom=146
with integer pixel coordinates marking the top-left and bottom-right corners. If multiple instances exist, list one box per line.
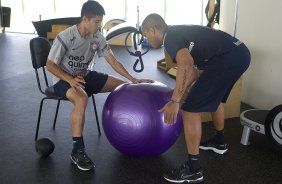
left=102, top=81, right=183, bottom=157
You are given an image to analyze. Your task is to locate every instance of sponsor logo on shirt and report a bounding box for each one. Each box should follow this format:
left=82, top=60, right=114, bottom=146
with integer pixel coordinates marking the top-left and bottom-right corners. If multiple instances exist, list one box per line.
left=90, top=40, right=99, bottom=53
left=70, top=36, right=76, bottom=42
left=68, top=55, right=89, bottom=71
left=189, top=42, right=194, bottom=52
left=233, top=40, right=242, bottom=46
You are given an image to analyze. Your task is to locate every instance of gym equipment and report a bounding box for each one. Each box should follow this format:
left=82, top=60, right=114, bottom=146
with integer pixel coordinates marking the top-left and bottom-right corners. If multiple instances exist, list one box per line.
left=105, top=6, right=150, bottom=73
left=106, top=22, right=151, bottom=72
left=104, top=20, right=133, bottom=46
left=105, top=21, right=136, bottom=41
left=102, top=19, right=126, bottom=33
left=1, top=7, right=11, bottom=33
left=240, top=105, right=282, bottom=152
left=47, top=24, right=71, bottom=40
left=106, top=23, right=150, bottom=72
left=35, top=138, right=55, bottom=157
left=205, top=0, right=221, bottom=28
left=32, top=17, right=80, bottom=38
left=124, top=26, right=150, bottom=73
left=102, top=81, right=183, bottom=157
left=105, top=21, right=150, bottom=72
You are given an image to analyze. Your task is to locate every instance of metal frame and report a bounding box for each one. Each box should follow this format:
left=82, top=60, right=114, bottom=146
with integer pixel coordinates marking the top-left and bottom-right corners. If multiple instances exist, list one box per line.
left=240, top=109, right=266, bottom=146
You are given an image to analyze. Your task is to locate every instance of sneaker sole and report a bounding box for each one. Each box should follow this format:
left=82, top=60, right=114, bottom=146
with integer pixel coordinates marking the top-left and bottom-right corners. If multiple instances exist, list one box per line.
left=70, top=157, right=94, bottom=171
left=163, top=176, right=204, bottom=183
left=199, top=146, right=228, bottom=154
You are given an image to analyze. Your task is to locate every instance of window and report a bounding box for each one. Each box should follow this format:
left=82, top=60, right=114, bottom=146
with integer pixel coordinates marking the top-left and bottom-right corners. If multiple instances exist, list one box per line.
left=54, top=0, right=83, bottom=18
left=126, top=0, right=165, bottom=25
left=165, top=0, right=204, bottom=25
left=97, top=0, right=126, bottom=24
left=2, top=0, right=25, bottom=33
left=1, top=0, right=206, bottom=33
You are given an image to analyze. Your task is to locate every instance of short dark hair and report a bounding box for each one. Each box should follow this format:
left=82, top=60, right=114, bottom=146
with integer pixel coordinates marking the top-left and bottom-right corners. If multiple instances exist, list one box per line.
left=81, top=0, right=105, bottom=19
left=141, top=13, right=167, bottom=33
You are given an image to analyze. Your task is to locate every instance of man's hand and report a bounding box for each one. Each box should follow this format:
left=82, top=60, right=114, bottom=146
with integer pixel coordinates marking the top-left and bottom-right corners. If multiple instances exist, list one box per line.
left=68, top=76, right=86, bottom=92
left=132, top=79, right=154, bottom=84
left=158, top=101, right=180, bottom=124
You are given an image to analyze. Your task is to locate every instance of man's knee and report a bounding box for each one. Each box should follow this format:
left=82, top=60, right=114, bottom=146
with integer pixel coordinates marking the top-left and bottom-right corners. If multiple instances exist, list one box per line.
left=182, top=111, right=201, bottom=122
left=67, top=88, right=88, bottom=105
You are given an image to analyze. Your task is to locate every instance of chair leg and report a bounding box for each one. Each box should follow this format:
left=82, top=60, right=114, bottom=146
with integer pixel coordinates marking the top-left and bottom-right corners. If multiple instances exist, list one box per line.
left=92, top=95, right=101, bottom=136
left=53, top=100, right=61, bottom=130
left=35, top=97, right=47, bottom=141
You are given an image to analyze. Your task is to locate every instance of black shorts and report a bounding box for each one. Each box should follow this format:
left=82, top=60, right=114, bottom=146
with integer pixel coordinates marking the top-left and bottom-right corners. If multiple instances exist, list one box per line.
left=52, top=71, right=108, bottom=98
left=181, top=43, right=251, bottom=112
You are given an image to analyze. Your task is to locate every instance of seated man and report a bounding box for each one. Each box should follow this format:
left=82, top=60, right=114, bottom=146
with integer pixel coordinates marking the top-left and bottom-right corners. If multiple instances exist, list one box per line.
left=46, top=0, right=152, bottom=171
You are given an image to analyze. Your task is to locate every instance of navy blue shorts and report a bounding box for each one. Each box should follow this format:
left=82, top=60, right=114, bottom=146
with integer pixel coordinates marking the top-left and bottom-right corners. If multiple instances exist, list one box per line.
left=181, top=43, right=251, bottom=112
left=52, top=71, right=108, bottom=98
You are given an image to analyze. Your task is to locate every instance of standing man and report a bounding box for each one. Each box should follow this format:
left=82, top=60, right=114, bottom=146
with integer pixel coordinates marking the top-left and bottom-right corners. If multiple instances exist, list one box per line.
left=141, top=13, right=250, bottom=183
left=46, top=1, right=152, bottom=171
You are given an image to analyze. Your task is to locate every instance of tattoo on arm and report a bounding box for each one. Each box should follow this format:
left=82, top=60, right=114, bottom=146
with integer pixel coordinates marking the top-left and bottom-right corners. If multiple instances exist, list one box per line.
left=178, top=68, right=188, bottom=96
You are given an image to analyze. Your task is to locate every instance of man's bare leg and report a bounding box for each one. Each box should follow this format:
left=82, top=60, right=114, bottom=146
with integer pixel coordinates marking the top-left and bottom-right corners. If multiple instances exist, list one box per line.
left=200, top=103, right=228, bottom=154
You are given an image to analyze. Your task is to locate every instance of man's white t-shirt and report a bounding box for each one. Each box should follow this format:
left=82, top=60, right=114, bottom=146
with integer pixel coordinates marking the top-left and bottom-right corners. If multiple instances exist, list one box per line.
left=48, top=25, right=113, bottom=84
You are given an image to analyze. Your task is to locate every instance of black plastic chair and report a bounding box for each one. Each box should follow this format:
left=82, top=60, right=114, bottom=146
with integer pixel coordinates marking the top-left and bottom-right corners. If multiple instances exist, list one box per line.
left=30, top=37, right=101, bottom=141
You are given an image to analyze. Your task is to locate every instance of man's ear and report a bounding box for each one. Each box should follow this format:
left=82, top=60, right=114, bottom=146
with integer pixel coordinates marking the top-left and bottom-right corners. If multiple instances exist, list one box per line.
left=148, top=27, right=155, bottom=35
left=82, top=16, right=88, bottom=22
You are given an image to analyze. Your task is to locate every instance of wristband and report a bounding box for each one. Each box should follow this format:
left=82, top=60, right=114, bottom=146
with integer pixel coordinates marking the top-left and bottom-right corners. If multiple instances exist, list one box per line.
left=169, top=99, right=182, bottom=104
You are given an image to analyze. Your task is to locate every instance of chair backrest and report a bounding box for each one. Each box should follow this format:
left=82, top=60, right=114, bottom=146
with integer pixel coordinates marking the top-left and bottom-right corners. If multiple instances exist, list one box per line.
left=30, top=37, right=51, bottom=94
left=30, top=37, right=51, bottom=69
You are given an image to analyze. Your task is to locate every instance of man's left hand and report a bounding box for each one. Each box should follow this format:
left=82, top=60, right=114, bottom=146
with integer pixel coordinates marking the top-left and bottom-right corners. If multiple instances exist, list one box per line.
left=132, top=79, right=154, bottom=84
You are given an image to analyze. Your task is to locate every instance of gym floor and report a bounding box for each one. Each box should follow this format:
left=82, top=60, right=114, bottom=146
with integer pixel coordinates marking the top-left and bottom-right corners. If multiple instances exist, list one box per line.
left=0, top=33, right=281, bottom=184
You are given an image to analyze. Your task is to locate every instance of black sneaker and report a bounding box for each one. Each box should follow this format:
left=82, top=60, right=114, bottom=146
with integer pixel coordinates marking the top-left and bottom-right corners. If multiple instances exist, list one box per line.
left=70, top=149, right=95, bottom=171
left=163, top=162, right=204, bottom=183
left=199, top=138, right=228, bottom=154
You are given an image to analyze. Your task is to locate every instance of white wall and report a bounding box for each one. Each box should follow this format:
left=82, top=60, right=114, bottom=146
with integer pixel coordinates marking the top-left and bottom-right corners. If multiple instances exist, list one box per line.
left=220, top=0, right=282, bottom=109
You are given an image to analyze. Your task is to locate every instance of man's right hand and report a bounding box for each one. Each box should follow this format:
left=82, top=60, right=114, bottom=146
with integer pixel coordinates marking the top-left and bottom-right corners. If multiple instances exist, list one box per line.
left=68, top=76, right=86, bottom=92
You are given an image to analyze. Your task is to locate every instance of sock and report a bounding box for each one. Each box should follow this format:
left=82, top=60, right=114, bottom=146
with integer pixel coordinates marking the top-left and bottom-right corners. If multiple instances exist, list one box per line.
left=72, top=136, right=84, bottom=154
left=214, top=129, right=224, bottom=144
left=187, top=154, right=201, bottom=172
left=81, top=136, right=85, bottom=148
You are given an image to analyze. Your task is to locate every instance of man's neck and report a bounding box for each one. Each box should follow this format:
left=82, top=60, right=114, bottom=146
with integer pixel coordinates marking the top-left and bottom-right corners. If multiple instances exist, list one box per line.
left=77, top=23, right=90, bottom=38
